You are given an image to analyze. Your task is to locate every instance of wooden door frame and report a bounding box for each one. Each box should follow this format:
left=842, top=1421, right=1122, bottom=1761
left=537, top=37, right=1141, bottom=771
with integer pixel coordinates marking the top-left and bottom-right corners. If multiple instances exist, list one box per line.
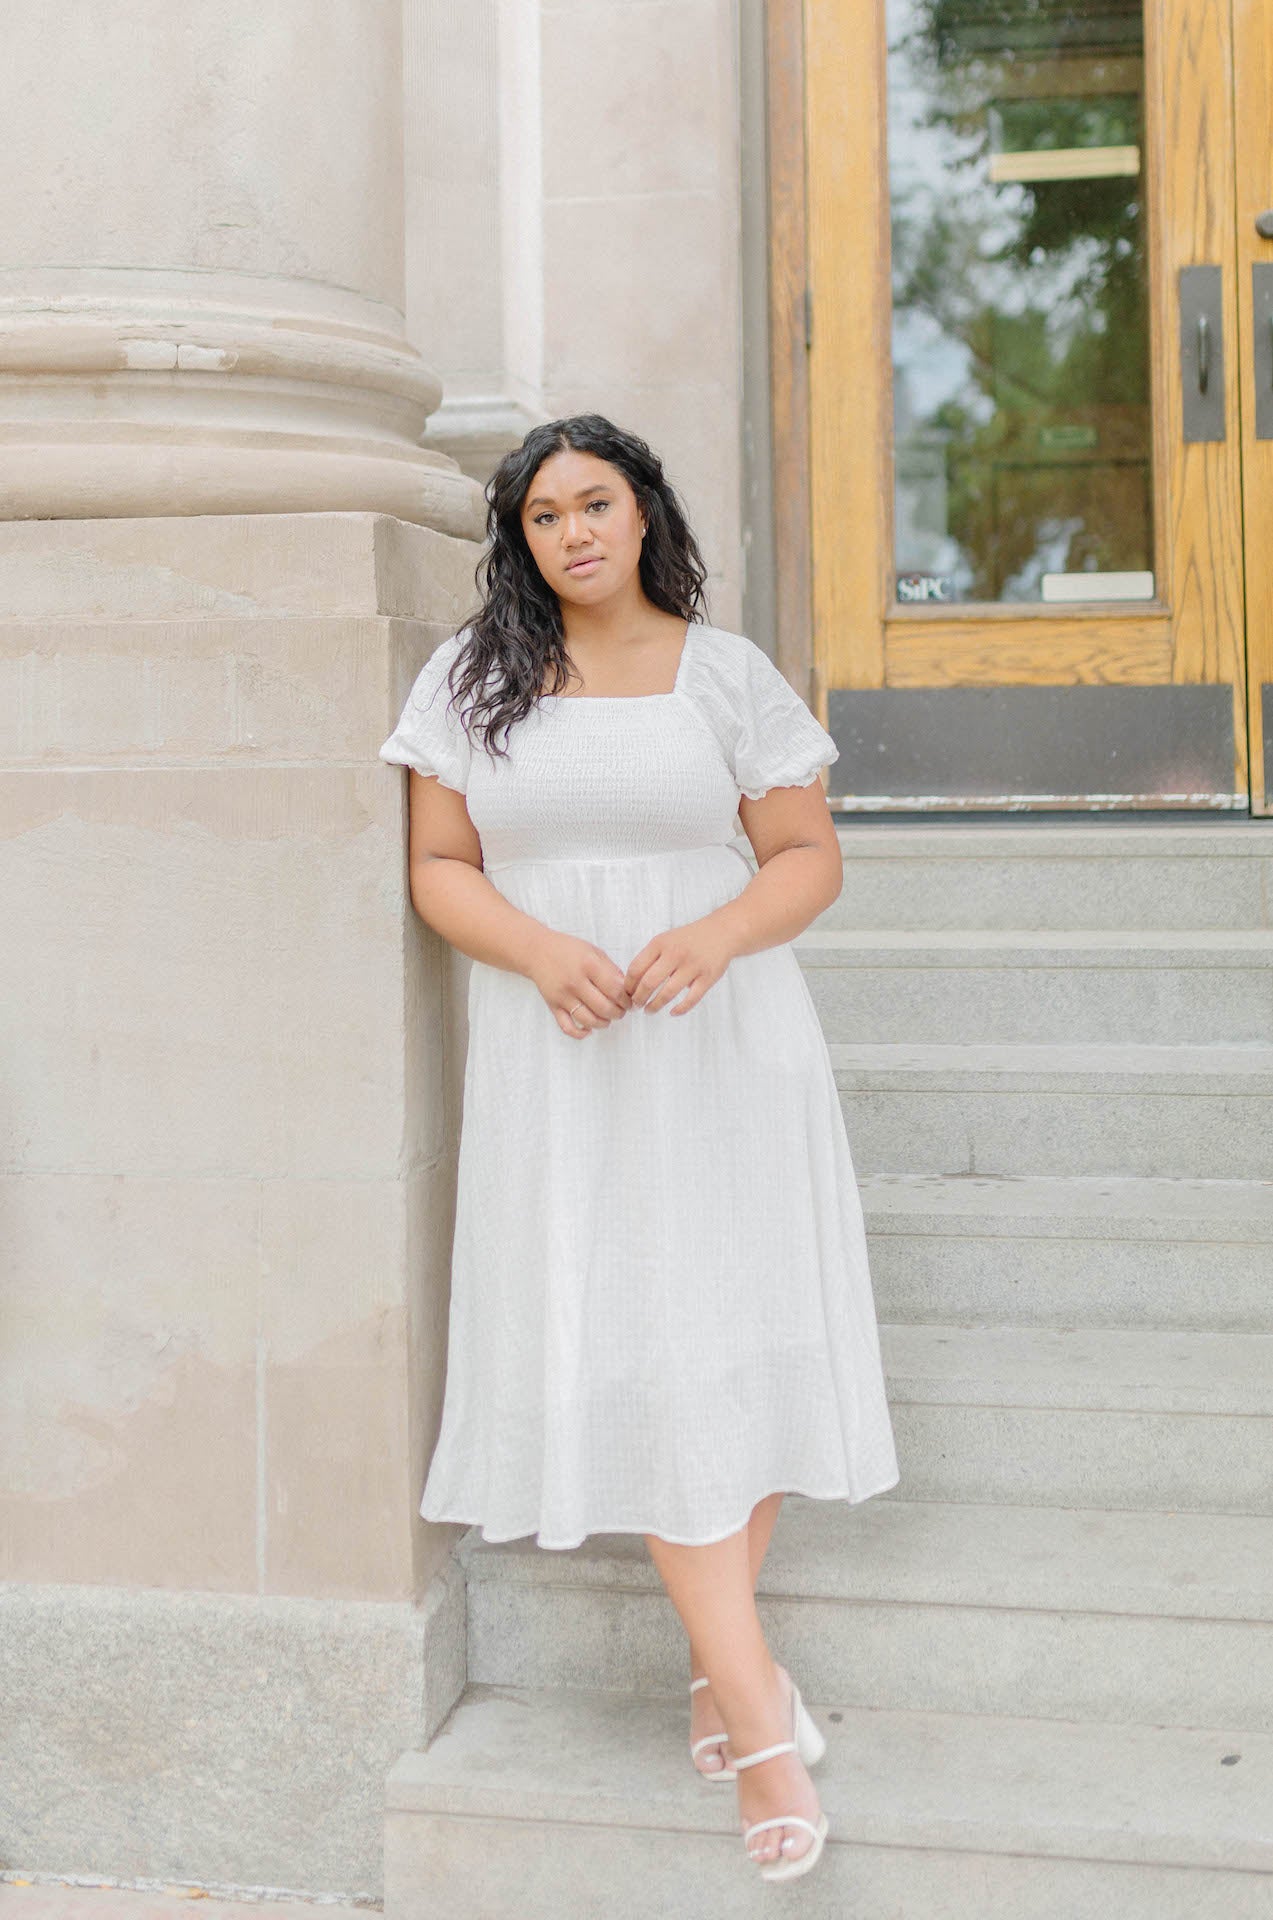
left=1233, top=0, right=1273, bottom=811
left=768, top=0, right=1260, bottom=808
left=764, top=0, right=817, bottom=713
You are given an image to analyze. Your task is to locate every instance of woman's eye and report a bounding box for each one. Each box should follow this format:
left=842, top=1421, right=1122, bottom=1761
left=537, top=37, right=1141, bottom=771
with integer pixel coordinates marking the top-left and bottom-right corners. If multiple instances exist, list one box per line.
left=532, top=499, right=607, bottom=525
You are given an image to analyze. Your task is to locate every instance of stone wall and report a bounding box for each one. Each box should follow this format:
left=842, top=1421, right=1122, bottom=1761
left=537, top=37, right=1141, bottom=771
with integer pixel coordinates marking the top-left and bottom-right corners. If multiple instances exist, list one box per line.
left=407, top=0, right=751, bottom=629
left=0, top=513, right=479, bottom=1892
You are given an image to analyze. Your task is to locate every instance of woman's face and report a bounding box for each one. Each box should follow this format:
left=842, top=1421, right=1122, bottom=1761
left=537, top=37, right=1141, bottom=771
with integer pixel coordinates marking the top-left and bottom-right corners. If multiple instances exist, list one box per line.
left=519, top=447, right=645, bottom=606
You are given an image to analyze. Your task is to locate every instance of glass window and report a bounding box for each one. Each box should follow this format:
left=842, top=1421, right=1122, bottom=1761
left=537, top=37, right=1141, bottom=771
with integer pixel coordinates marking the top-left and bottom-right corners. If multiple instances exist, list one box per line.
left=887, top=0, right=1153, bottom=605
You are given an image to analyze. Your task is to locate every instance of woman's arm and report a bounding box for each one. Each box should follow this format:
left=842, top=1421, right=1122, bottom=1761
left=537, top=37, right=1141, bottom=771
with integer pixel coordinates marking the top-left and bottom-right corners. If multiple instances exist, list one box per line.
left=402, top=770, right=633, bottom=1037
left=621, top=780, right=842, bottom=1016
left=705, top=779, right=843, bottom=956
left=403, top=770, right=551, bottom=975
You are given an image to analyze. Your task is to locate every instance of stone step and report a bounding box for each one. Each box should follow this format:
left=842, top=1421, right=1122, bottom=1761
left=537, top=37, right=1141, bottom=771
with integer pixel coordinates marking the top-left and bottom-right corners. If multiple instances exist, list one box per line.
left=384, top=1685, right=1273, bottom=1918
left=458, top=1497, right=1273, bottom=1731
left=794, top=929, right=1273, bottom=1045
left=858, top=1172, right=1273, bottom=1330
left=882, top=1324, right=1273, bottom=1512
left=831, top=1041, right=1273, bottom=1179
left=822, top=819, right=1273, bottom=932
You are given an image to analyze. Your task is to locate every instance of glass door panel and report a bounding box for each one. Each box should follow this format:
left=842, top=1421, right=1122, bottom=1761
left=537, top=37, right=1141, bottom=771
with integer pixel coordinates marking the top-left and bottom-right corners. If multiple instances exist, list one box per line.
left=887, top=0, right=1154, bottom=606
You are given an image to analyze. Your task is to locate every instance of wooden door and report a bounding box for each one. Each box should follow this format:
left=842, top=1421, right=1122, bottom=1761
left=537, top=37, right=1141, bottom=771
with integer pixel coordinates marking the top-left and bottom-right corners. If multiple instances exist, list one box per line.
left=801, top=0, right=1266, bottom=812
left=1233, top=0, right=1273, bottom=815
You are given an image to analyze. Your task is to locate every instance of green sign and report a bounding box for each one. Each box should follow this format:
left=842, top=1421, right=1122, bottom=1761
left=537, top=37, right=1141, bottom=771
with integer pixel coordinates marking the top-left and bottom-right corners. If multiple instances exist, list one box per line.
left=1039, top=424, right=1100, bottom=451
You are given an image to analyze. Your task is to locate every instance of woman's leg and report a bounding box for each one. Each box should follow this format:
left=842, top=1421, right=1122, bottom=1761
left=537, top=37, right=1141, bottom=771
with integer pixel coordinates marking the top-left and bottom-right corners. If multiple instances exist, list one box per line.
left=684, top=1492, right=783, bottom=1773
left=644, top=1501, right=822, bottom=1865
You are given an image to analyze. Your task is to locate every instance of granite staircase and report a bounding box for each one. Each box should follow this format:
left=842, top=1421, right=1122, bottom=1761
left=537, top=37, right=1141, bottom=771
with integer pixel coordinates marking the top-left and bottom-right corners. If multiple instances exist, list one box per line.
left=384, top=820, right=1273, bottom=1918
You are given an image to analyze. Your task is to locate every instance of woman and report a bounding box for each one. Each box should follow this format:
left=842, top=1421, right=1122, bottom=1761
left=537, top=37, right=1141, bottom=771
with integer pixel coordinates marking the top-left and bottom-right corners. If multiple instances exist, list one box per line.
left=380, top=413, right=900, bottom=1884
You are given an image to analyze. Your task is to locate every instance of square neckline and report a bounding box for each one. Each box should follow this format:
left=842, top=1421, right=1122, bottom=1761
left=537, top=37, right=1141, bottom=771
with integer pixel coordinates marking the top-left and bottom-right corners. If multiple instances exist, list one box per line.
left=540, top=620, right=698, bottom=702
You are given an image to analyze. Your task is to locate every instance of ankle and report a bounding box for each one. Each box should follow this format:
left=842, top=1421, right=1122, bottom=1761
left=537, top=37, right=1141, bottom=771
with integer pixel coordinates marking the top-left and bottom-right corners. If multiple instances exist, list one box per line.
left=714, top=1655, right=787, bottom=1754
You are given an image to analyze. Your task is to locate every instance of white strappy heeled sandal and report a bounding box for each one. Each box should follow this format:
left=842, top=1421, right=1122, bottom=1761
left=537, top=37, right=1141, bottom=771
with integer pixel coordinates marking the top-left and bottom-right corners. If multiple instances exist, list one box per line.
left=732, top=1668, right=829, bottom=1883
left=689, top=1674, right=736, bottom=1781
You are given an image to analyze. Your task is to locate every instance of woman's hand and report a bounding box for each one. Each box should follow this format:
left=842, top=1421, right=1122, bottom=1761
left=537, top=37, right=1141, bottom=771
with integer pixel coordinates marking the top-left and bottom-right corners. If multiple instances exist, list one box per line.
left=623, top=918, right=736, bottom=1017
left=527, top=929, right=635, bottom=1040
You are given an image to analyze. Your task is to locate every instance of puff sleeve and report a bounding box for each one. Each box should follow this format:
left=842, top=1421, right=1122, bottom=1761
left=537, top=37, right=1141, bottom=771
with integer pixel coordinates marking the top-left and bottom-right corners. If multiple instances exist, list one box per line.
left=729, top=636, right=839, bottom=800
left=379, top=632, right=473, bottom=794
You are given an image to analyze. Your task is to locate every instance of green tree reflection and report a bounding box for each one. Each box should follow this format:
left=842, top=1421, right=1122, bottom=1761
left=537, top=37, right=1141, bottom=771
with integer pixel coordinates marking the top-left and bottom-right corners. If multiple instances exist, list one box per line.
left=890, top=0, right=1152, bottom=601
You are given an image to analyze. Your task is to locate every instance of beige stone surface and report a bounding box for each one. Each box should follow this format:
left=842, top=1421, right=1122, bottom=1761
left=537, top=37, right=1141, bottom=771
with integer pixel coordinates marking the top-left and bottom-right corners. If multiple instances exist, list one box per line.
left=404, top=1, right=502, bottom=394
left=0, top=619, right=410, bottom=766
left=0, top=0, right=486, bottom=530
left=2, top=2, right=402, bottom=292
left=542, top=194, right=730, bottom=391
left=0, top=1885, right=372, bottom=1920
left=0, top=1889, right=376, bottom=1920
left=0, top=769, right=420, bottom=1180
left=0, top=514, right=480, bottom=623
left=0, top=514, right=476, bottom=1601
left=1, top=1168, right=466, bottom=1596
left=406, top=0, right=745, bottom=623
left=539, top=3, right=723, bottom=200
left=2, top=1575, right=465, bottom=1894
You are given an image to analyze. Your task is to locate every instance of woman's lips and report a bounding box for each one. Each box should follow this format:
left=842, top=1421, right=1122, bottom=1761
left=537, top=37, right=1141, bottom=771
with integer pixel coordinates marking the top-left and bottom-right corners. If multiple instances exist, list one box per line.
left=567, top=557, right=602, bottom=573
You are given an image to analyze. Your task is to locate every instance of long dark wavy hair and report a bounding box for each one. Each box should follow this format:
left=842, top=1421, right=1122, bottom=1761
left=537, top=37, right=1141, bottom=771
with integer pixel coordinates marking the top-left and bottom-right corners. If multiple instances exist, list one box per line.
left=440, top=413, right=710, bottom=759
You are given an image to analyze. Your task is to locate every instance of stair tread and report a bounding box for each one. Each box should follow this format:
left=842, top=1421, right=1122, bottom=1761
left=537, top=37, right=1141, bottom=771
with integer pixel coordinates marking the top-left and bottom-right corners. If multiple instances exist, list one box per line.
left=830, top=1039, right=1273, bottom=1087
left=386, top=1684, right=1273, bottom=1872
left=882, top=1323, right=1273, bottom=1413
left=796, top=927, right=1273, bottom=958
left=458, top=1495, right=1273, bottom=1622
left=857, top=1171, right=1273, bottom=1238
left=831, top=823, right=1273, bottom=856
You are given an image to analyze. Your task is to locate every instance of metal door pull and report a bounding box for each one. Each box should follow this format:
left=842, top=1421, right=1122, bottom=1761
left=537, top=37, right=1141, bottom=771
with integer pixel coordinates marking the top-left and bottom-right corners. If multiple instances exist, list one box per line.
left=1254, top=264, right=1273, bottom=439
left=1179, top=265, right=1225, bottom=441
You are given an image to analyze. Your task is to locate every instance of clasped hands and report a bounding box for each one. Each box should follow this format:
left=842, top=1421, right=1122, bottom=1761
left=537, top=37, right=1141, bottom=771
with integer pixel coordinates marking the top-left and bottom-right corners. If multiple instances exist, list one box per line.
left=527, top=918, right=738, bottom=1041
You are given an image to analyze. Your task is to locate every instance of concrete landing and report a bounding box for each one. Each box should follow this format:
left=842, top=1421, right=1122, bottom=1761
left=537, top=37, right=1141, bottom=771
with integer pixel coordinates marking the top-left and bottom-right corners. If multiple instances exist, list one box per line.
left=0, top=1882, right=374, bottom=1920
left=384, top=1684, right=1273, bottom=1917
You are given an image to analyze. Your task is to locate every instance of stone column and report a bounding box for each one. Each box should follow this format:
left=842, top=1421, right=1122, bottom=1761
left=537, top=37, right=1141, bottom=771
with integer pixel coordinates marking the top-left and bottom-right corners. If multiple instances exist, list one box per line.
left=0, top=0, right=484, bottom=536
left=0, top=1, right=483, bottom=1893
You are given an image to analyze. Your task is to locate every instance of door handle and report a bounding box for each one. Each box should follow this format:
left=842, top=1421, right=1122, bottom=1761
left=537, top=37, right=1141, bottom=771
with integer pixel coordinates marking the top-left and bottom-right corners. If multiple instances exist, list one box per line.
left=1254, top=263, right=1273, bottom=440
left=1179, top=265, right=1225, bottom=441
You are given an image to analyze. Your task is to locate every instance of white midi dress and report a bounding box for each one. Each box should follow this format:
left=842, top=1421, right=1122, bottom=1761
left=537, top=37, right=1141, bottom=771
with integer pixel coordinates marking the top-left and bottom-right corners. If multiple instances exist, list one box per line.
left=380, top=620, right=901, bottom=1550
